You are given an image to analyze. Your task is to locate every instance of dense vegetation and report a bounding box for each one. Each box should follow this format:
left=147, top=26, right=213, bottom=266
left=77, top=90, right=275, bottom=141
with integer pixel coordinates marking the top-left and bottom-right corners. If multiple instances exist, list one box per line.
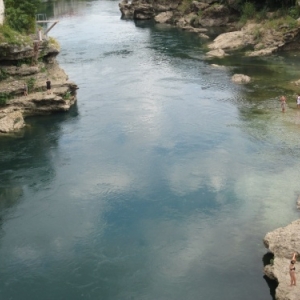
left=3, top=0, right=41, bottom=33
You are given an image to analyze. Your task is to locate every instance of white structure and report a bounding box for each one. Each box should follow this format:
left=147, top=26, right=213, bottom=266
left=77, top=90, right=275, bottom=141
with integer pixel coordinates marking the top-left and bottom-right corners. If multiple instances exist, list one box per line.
left=0, top=0, right=4, bottom=25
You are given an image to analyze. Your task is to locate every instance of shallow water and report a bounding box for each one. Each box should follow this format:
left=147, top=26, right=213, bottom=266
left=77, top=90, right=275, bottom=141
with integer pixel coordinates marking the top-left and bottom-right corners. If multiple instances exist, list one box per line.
left=1, top=1, right=300, bottom=299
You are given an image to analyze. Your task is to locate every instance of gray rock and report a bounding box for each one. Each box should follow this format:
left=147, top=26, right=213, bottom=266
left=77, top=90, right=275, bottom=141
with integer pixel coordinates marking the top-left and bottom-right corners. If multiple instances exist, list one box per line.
left=264, top=220, right=300, bottom=300
left=231, top=74, right=251, bottom=84
left=0, top=110, right=25, bottom=133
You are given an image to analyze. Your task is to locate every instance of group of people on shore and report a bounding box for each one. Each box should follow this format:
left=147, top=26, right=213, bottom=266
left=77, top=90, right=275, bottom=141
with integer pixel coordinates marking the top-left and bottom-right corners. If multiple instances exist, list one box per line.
left=280, top=94, right=300, bottom=112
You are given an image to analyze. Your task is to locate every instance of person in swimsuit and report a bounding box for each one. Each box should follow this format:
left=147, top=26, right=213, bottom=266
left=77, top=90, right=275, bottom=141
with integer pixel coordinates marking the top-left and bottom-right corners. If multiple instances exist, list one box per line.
left=280, top=95, right=287, bottom=113
left=289, top=253, right=297, bottom=286
left=297, top=94, right=300, bottom=108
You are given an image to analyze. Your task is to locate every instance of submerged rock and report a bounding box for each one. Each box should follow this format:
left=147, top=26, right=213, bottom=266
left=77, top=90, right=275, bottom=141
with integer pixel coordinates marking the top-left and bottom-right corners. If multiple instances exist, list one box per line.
left=231, top=74, right=251, bottom=84
left=0, top=110, right=25, bottom=133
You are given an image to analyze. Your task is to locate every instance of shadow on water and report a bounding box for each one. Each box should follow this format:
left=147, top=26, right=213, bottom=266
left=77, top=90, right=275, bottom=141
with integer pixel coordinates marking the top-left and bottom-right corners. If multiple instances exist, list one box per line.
left=0, top=104, right=79, bottom=218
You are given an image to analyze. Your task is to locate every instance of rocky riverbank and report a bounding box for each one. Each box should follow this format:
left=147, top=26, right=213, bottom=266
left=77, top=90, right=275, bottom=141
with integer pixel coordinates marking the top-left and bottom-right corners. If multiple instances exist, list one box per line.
left=119, top=1, right=300, bottom=299
left=264, top=219, right=300, bottom=300
left=0, top=37, right=78, bottom=134
left=119, top=0, right=300, bottom=58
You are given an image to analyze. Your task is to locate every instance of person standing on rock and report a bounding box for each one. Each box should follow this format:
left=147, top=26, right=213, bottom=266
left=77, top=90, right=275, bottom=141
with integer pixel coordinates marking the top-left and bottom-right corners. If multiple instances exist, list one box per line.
left=297, top=94, right=300, bottom=108
left=280, top=95, right=287, bottom=113
left=46, top=78, right=51, bottom=94
left=289, top=252, right=297, bottom=286
left=23, top=83, right=28, bottom=96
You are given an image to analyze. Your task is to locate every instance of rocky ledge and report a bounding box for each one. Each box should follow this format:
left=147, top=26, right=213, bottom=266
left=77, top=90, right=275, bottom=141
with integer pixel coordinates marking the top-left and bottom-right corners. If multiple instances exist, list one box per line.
left=264, top=220, right=300, bottom=300
left=0, top=38, right=78, bottom=134
left=119, top=0, right=300, bottom=57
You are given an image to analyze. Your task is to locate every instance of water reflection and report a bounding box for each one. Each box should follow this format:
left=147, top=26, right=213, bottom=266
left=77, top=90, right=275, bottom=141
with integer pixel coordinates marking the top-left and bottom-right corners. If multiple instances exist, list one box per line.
left=1, top=1, right=300, bottom=300
left=39, top=0, right=89, bottom=19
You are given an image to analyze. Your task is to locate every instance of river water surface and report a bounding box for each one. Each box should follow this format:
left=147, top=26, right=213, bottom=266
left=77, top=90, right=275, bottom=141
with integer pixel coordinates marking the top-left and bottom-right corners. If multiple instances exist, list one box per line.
left=1, top=1, right=300, bottom=299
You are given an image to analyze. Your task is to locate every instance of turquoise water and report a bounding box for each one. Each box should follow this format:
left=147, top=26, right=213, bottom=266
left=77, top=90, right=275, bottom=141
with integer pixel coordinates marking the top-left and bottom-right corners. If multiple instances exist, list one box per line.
left=1, top=1, right=300, bottom=299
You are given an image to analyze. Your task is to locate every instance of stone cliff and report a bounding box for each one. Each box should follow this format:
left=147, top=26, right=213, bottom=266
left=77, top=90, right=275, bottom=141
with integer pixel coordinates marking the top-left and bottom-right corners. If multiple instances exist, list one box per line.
left=0, top=37, right=78, bottom=133
left=264, top=220, right=300, bottom=300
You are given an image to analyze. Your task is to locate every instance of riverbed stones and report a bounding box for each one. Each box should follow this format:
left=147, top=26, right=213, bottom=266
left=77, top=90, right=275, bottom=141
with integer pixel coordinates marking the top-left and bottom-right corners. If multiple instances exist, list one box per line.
left=231, top=74, right=251, bottom=84
left=206, top=48, right=227, bottom=58
left=264, top=220, right=300, bottom=300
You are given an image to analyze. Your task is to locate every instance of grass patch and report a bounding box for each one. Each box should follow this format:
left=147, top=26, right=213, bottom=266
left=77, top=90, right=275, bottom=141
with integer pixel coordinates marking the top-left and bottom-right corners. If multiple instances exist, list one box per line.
left=48, top=37, right=60, bottom=51
left=0, top=25, right=31, bottom=45
left=265, top=16, right=298, bottom=31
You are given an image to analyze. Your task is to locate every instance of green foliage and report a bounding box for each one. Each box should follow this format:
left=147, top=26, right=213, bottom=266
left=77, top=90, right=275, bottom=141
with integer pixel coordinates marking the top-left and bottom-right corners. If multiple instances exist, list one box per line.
left=178, top=0, right=192, bottom=13
left=266, top=16, right=297, bottom=31
left=0, top=24, right=31, bottom=45
left=288, top=6, right=300, bottom=19
left=242, top=2, right=256, bottom=19
left=4, top=0, right=42, bottom=33
left=48, top=37, right=60, bottom=51
left=0, top=68, right=9, bottom=81
left=26, top=77, right=36, bottom=93
left=252, top=27, right=262, bottom=41
left=0, top=93, right=11, bottom=106
left=63, top=91, right=71, bottom=100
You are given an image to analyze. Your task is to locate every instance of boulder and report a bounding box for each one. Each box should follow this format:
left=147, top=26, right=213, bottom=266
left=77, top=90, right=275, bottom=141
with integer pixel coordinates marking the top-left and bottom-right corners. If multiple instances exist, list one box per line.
left=208, top=30, right=255, bottom=50
left=155, top=11, right=173, bottom=23
left=199, top=4, right=229, bottom=27
left=206, top=48, right=227, bottom=58
left=0, top=110, right=25, bottom=133
left=231, top=74, right=251, bottom=84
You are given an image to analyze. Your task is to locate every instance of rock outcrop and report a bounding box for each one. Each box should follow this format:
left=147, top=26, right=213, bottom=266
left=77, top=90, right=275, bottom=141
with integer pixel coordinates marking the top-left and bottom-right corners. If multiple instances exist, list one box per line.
left=0, top=37, right=78, bottom=134
left=119, top=0, right=300, bottom=57
left=264, top=220, right=300, bottom=300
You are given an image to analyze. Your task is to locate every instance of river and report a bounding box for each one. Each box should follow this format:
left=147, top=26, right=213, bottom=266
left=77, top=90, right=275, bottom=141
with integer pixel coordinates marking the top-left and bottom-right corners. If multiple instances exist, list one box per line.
left=1, top=1, right=300, bottom=299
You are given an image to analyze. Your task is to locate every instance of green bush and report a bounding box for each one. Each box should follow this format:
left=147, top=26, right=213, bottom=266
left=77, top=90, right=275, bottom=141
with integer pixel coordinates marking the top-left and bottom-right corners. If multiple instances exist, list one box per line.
left=0, top=68, right=9, bottom=81
left=242, top=2, right=256, bottom=19
left=0, top=93, right=10, bottom=106
left=63, top=91, right=71, bottom=100
left=26, top=77, right=36, bottom=93
left=4, top=0, right=41, bottom=33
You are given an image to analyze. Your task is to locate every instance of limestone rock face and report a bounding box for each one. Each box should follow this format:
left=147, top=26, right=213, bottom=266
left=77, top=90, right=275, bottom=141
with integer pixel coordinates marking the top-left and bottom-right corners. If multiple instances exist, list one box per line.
left=155, top=11, right=173, bottom=24
left=231, top=74, right=251, bottom=84
left=264, top=220, right=300, bottom=300
left=0, top=0, right=4, bottom=25
left=199, top=4, right=229, bottom=27
left=0, top=110, right=25, bottom=133
left=208, top=30, right=255, bottom=50
left=0, top=43, right=78, bottom=133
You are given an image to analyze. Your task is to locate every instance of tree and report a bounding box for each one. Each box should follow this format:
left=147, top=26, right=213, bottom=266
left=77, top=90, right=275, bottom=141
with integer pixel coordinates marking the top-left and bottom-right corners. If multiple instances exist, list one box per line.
left=4, top=0, right=41, bottom=33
